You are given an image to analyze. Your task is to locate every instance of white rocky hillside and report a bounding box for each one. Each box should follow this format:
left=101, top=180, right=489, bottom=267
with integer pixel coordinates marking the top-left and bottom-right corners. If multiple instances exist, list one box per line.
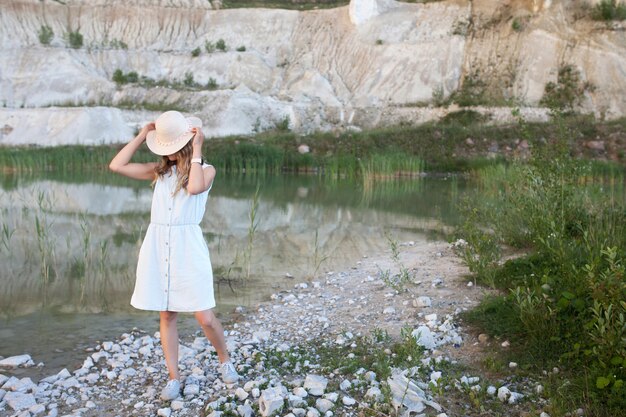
left=0, top=0, right=624, bottom=145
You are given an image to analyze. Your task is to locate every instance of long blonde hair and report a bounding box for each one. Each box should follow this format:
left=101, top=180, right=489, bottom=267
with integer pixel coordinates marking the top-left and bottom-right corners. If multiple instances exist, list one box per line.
left=153, top=140, right=194, bottom=195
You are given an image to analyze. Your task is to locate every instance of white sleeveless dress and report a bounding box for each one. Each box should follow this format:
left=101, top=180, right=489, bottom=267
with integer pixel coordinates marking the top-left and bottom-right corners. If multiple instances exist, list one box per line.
left=131, top=164, right=216, bottom=312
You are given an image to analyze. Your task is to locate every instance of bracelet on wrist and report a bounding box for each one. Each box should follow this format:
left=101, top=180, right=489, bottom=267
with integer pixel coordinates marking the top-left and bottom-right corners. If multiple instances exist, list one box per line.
left=191, top=157, right=203, bottom=165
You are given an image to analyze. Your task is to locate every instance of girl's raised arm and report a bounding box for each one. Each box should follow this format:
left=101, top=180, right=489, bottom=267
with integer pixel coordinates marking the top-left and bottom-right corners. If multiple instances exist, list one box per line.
left=109, top=123, right=159, bottom=180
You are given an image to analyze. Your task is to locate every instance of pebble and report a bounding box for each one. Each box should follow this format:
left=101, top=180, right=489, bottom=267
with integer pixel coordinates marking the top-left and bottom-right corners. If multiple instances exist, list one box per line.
left=157, top=408, right=172, bottom=417
left=0, top=355, right=33, bottom=369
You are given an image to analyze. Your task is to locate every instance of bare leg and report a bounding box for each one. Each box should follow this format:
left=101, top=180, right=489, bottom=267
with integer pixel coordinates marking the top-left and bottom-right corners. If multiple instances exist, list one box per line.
left=160, top=311, right=180, bottom=380
left=194, top=309, right=230, bottom=363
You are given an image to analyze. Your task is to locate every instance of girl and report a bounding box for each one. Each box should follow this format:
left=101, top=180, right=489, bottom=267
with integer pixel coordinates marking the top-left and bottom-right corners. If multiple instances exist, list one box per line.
left=109, top=110, right=239, bottom=401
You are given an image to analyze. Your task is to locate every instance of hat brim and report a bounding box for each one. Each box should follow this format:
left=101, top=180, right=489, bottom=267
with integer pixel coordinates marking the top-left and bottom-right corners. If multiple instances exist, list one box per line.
left=145, top=117, right=203, bottom=156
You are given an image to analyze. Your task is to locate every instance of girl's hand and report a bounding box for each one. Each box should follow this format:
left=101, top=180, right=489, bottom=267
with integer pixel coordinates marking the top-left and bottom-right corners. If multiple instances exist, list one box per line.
left=138, top=122, right=156, bottom=141
left=192, top=127, right=204, bottom=148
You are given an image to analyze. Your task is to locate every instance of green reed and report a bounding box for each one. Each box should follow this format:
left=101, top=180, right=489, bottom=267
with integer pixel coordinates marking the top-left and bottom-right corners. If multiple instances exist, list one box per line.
left=34, top=191, right=57, bottom=301
left=244, top=185, right=261, bottom=280
left=309, top=229, right=330, bottom=279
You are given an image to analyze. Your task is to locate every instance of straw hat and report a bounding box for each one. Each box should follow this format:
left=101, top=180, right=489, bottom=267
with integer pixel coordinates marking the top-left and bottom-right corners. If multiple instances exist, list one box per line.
left=146, top=111, right=203, bottom=156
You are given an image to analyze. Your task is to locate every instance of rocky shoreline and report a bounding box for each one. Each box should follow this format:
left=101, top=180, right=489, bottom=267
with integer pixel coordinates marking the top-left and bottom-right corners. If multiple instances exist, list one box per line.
left=0, top=240, right=550, bottom=417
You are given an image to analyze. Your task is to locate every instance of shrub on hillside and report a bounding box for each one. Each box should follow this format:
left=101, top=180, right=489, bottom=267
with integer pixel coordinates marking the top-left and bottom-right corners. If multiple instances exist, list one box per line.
left=592, top=0, right=626, bottom=20
left=67, top=30, right=83, bottom=49
left=38, top=25, right=53, bottom=45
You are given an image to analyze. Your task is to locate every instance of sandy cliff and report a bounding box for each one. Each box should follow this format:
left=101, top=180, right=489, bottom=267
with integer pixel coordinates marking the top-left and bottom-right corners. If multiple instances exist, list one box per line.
left=0, top=0, right=624, bottom=145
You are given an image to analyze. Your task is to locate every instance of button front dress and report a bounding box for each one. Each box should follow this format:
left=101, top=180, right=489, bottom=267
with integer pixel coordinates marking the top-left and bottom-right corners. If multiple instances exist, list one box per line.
left=131, top=165, right=216, bottom=312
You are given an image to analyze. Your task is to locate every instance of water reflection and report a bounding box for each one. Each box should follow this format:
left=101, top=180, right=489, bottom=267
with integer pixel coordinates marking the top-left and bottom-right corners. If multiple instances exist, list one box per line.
left=0, top=173, right=464, bottom=368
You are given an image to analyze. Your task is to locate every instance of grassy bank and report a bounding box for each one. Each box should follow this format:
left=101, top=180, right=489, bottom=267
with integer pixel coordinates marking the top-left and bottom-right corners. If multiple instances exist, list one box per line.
left=456, top=141, right=626, bottom=415
left=1, top=115, right=625, bottom=176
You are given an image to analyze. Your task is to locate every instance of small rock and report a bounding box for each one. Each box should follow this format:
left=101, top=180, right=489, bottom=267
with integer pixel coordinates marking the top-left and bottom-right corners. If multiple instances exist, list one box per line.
left=412, top=326, right=436, bottom=350
left=171, top=400, right=185, bottom=411
left=259, top=387, right=284, bottom=417
left=157, top=408, right=172, bottom=417
left=509, top=362, right=518, bottom=369
left=365, top=386, right=383, bottom=402
left=465, top=138, right=475, bottom=146
left=315, top=398, right=334, bottom=413
left=29, top=404, right=46, bottom=415
left=304, top=375, right=328, bottom=396
left=298, top=144, right=310, bottom=154
left=585, top=140, right=605, bottom=151
left=497, top=386, right=511, bottom=402
left=540, top=413, right=550, bottom=417
left=501, top=340, right=510, bottom=348
left=478, top=334, right=490, bottom=344
left=339, top=380, right=351, bottom=391
left=235, top=387, right=248, bottom=401
left=413, top=296, right=432, bottom=308
left=0, top=355, right=33, bottom=369
left=5, top=391, right=37, bottom=411
left=383, top=307, right=395, bottom=315
left=342, top=396, right=356, bottom=406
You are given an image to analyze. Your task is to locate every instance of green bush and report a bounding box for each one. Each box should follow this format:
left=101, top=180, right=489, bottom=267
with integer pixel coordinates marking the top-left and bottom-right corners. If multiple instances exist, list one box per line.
left=183, top=72, right=195, bottom=87
left=112, top=69, right=127, bottom=84
left=67, top=30, right=83, bottom=49
left=191, top=47, right=201, bottom=57
left=540, top=64, right=593, bottom=113
left=38, top=25, right=53, bottom=45
left=456, top=146, right=626, bottom=413
left=109, top=39, right=128, bottom=49
left=205, top=40, right=216, bottom=53
left=216, top=38, right=227, bottom=51
left=206, top=77, right=218, bottom=90
left=236, top=45, right=246, bottom=52
left=592, top=0, right=626, bottom=21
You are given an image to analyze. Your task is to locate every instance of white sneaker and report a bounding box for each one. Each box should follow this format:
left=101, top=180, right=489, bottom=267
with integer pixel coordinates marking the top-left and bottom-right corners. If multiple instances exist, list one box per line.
left=219, top=361, right=240, bottom=384
left=160, top=379, right=181, bottom=401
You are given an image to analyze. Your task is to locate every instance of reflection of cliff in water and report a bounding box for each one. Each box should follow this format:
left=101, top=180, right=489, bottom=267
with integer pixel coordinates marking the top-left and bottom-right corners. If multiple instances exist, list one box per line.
left=0, top=176, right=462, bottom=318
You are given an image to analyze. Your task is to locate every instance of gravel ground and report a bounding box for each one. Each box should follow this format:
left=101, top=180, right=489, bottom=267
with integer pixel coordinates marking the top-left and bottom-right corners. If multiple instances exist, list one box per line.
left=0, top=240, right=552, bottom=417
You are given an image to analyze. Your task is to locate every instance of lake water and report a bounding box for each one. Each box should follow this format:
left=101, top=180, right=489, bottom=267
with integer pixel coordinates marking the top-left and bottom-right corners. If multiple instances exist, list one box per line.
left=0, top=172, right=465, bottom=378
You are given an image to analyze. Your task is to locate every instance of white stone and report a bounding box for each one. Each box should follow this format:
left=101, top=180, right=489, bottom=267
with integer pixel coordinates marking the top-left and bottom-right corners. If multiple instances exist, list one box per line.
left=412, top=326, right=436, bottom=350
left=235, top=387, right=248, bottom=401
left=497, top=386, right=511, bottom=402
left=29, top=403, right=46, bottom=415
left=293, top=387, right=308, bottom=397
left=486, top=386, right=497, bottom=396
left=365, top=386, right=383, bottom=402
left=288, top=394, right=307, bottom=408
left=316, top=398, right=334, bottom=413
left=157, top=408, right=172, bottom=417
left=306, top=407, right=320, bottom=417
left=5, top=391, right=36, bottom=411
left=339, top=380, right=351, bottom=391
left=259, top=387, right=284, bottom=417
left=171, top=400, right=185, bottom=411
left=508, top=362, right=518, bottom=369
left=383, top=306, right=395, bottom=315
left=508, top=392, right=524, bottom=404
left=342, top=396, right=356, bottom=406
left=0, top=355, right=32, bottom=369
left=540, top=413, right=550, bottom=417
left=304, top=375, right=328, bottom=396
left=183, top=384, right=200, bottom=397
